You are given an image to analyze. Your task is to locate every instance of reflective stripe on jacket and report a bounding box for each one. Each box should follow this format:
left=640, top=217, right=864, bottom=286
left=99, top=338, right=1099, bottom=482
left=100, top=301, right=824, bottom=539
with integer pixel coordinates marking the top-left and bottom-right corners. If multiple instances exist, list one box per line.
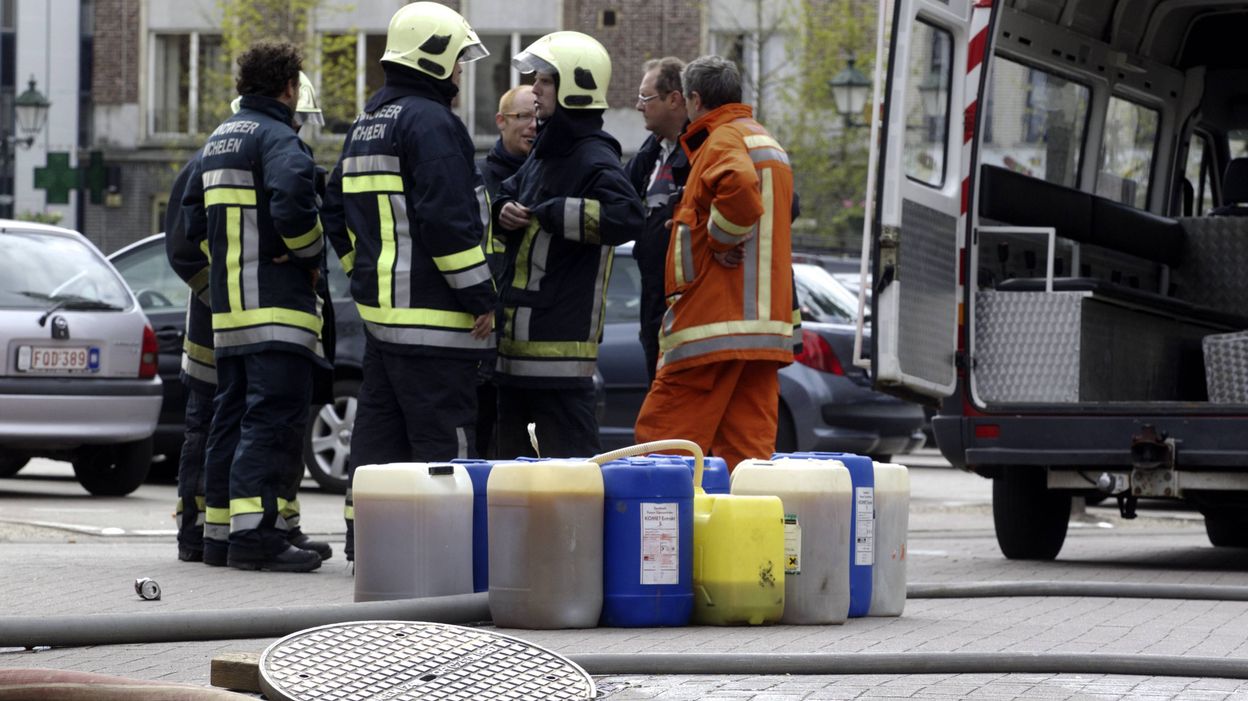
left=324, top=66, right=497, bottom=358
left=491, top=107, right=645, bottom=388
left=181, top=95, right=327, bottom=366
left=661, top=103, right=795, bottom=372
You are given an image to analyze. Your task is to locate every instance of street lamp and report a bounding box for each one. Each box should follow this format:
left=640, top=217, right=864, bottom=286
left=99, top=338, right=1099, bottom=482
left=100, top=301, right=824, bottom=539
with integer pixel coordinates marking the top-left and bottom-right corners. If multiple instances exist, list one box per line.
left=13, top=76, right=50, bottom=148
left=829, top=55, right=871, bottom=128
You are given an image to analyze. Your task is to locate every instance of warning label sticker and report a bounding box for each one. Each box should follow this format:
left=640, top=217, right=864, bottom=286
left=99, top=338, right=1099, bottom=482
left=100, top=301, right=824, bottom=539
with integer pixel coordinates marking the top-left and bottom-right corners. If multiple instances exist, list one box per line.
left=640, top=502, right=679, bottom=585
left=855, top=486, right=875, bottom=566
left=784, top=513, right=801, bottom=574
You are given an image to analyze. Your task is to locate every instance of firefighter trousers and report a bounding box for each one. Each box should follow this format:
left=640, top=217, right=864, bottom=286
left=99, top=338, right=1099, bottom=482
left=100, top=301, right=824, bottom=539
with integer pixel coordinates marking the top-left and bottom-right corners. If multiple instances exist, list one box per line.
left=176, top=384, right=212, bottom=553
left=634, top=359, right=781, bottom=471
left=344, top=342, right=480, bottom=556
left=496, top=385, right=601, bottom=459
left=205, top=351, right=313, bottom=557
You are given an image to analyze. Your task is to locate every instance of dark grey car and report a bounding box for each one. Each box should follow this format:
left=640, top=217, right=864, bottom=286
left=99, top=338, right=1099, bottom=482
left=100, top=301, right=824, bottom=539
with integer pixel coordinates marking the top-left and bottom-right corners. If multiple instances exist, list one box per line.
left=108, top=234, right=362, bottom=492
left=598, top=243, right=925, bottom=458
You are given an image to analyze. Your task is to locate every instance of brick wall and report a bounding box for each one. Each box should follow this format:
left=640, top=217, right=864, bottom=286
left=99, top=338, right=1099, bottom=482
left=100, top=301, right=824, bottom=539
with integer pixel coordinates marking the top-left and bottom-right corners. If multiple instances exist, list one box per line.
left=92, top=0, right=139, bottom=105
left=561, top=0, right=701, bottom=110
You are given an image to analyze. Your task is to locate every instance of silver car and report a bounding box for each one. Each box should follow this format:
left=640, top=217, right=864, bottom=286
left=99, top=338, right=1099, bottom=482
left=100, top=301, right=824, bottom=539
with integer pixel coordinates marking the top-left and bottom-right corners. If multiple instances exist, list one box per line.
left=598, top=243, right=925, bottom=459
left=0, top=221, right=162, bottom=495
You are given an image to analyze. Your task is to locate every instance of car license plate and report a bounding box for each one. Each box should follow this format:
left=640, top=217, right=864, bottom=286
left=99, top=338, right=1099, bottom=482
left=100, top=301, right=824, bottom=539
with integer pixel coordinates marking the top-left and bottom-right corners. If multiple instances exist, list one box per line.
left=16, top=346, right=100, bottom=373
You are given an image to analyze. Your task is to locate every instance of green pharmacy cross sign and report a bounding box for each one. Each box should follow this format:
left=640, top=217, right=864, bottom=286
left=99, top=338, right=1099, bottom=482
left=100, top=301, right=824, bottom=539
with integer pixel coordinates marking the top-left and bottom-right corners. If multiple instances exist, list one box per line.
left=32, top=151, right=110, bottom=205
left=33, top=152, right=77, bottom=205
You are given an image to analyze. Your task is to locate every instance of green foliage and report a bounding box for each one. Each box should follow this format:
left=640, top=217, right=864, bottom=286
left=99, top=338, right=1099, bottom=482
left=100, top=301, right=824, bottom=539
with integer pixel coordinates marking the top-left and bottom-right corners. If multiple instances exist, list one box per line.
left=773, top=0, right=878, bottom=253
left=198, top=0, right=357, bottom=140
left=320, top=32, right=360, bottom=133
left=18, top=210, right=64, bottom=225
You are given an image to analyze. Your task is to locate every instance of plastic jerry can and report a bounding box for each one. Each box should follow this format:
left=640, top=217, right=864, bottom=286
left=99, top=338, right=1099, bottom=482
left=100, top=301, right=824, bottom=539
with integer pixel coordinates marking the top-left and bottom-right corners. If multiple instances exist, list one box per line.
left=731, top=458, right=852, bottom=624
left=868, top=462, right=910, bottom=617
left=452, top=458, right=494, bottom=593
left=648, top=454, right=730, bottom=495
left=600, top=457, right=694, bottom=627
left=773, top=451, right=875, bottom=617
left=487, top=459, right=604, bottom=629
left=692, top=491, right=786, bottom=625
left=352, top=463, right=474, bottom=603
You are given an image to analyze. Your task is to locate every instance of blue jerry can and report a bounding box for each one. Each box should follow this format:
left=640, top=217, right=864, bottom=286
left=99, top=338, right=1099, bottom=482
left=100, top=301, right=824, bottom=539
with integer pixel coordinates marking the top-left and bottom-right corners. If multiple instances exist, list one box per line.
left=451, top=458, right=494, bottom=593
left=600, top=456, right=694, bottom=627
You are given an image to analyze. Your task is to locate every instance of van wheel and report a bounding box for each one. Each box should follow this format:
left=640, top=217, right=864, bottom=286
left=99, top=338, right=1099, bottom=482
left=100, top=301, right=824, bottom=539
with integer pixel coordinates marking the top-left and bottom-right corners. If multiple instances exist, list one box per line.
left=72, top=439, right=153, bottom=496
left=304, top=379, right=358, bottom=494
left=0, top=452, right=30, bottom=478
left=992, top=466, right=1070, bottom=560
left=1203, top=511, right=1248, bottom=547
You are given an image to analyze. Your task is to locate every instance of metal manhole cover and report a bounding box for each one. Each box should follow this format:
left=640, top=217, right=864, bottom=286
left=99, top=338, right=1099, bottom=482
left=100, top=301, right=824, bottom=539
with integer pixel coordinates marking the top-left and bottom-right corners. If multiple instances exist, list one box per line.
left=259, top=620, right=596, bottom=701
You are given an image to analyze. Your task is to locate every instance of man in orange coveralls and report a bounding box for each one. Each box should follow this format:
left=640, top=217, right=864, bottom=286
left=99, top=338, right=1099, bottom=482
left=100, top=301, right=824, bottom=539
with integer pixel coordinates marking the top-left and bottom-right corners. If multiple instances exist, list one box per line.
left=633, top=54, right=796, bottom=471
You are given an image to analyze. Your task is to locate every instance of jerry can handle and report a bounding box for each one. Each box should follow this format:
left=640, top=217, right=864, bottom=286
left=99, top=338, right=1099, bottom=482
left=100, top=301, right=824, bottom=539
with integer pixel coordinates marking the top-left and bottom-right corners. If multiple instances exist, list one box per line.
left=589, top=439, right=706, bottom=494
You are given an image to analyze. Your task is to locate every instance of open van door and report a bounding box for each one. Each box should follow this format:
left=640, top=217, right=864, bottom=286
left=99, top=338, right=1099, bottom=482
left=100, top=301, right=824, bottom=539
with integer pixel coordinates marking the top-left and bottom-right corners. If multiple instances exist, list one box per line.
left=867, top=0, right=992, bottom=400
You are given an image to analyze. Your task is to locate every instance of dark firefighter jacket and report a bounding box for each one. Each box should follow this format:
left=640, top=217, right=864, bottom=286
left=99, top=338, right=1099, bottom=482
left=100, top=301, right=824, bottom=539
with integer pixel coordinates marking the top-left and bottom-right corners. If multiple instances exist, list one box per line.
left=323, top=65, right=497, bottom=358
left=625, top=130, right=690, bottom=343
left=165, top=150, right=216, bottom=394
left=182, top=95, right=328, bottom=367
left=477, top=139, right=527, bottom=280
left=491, top=106, right=645, bottom=388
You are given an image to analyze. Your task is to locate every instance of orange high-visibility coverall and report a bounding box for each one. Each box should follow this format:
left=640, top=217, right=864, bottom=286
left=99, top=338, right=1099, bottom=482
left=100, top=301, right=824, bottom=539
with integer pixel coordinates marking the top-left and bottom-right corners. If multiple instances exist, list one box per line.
left=634, top=102, right=797, bottom=470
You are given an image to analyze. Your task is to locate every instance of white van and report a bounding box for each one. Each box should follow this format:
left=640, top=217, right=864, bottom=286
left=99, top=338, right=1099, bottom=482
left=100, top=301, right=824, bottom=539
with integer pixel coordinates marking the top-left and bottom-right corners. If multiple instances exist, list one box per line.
left=862, top=0, right=1248, bottom=558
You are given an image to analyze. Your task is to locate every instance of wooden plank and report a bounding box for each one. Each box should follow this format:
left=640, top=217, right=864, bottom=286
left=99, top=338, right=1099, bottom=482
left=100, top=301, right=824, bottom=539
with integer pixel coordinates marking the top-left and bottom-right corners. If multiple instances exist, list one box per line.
left=210, top=651, right=261, bottom=693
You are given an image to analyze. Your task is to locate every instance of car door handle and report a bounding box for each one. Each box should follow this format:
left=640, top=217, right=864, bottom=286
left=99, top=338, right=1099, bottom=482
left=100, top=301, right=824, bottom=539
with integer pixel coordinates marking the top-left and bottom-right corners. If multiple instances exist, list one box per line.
left=155, top=327, right=184, bottom=341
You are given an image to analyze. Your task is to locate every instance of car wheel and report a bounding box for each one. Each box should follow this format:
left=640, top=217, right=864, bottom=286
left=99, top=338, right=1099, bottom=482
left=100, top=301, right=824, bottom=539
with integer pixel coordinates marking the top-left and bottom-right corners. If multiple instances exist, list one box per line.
left=0, top=452, right=30, bottom=478
left=304, top=378, right=358, bottom=494
left=72, top=439, right=154, bottom=496
left=992, top=466, right=1070, bottom=560
left=774, top=403, right=797, bottom=454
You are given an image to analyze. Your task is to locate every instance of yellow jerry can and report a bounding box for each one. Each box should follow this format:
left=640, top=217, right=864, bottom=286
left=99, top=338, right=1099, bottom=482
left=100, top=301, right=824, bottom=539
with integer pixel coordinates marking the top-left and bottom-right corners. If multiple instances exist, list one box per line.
left=691, top=491, right=785, bottom=625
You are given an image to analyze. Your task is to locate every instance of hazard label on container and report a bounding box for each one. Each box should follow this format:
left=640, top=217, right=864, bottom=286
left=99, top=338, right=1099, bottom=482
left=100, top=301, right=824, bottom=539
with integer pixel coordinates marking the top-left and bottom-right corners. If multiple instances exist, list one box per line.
left=855, top=486, right=875, bottom=566
left=783, top=513, right=801, bottom=574
left=640, top=502, right=679, bottom=585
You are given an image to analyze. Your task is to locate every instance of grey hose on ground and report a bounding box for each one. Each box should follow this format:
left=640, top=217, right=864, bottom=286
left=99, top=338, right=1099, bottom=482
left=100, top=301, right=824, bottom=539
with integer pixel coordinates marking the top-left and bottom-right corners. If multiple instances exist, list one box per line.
left=907, top=580, right=1248, bottom=601
left=568, top=652, right=1248, bottom=679
left=0, top=592, right=489, bottom=649
left=6, top=581, right=1248, bottom=650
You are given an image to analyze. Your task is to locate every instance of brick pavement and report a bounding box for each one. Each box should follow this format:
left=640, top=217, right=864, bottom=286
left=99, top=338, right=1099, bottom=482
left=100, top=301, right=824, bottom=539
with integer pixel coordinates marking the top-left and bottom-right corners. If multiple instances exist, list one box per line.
left=3, top=473, right=1248, bottom=698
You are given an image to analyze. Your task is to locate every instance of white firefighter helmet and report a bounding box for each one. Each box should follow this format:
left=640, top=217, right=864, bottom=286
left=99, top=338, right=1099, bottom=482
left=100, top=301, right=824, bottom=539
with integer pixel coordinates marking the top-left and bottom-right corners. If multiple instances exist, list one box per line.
left=381, top=1, right=488, bottom=80
left=512, top=31, right=611, bottom=109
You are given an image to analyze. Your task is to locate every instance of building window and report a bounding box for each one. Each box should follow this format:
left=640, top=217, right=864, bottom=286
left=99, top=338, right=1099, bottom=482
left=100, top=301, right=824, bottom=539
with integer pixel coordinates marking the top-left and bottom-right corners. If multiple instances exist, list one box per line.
left=319, top=33, right=387, bottom=134
left=467, top=33, right=541, bottom=139
left=149, top=32, right=228, bottom=136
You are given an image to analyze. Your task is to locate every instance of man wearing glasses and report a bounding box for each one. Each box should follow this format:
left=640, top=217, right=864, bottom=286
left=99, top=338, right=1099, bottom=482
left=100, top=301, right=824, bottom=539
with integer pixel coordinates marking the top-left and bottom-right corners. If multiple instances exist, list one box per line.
left=626, top=57, right=689, bottom=385
left=480, top=85, right=536, bottom=199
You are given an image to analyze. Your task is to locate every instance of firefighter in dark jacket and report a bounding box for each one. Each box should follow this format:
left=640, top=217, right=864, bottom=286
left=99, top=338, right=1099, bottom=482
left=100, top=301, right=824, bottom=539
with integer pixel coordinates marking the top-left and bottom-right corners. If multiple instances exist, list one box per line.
left=164, top=149, right=214, bottom=564
left=182, top=41, right=327, bottom=573
left=473, top=84, right=535, bottom=458
left=493, top=31, right=645, bottom=458
left=625, top=57, right=690, bottom=385
left=322, top=2, right=497, bottom=560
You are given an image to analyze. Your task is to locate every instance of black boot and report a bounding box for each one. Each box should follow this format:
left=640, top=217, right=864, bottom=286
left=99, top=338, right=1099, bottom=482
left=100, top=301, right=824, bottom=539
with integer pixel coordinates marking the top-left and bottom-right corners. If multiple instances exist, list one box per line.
left=203, top=538, right=228, bottom=567
left=228, top=544, right=322, bottom=572
left=288, top=527, right=333, bottom=561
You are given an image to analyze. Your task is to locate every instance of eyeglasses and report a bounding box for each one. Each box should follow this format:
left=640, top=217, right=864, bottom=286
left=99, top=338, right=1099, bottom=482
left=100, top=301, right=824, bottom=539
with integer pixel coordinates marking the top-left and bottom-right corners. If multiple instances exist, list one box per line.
left=502, top=112, right=535, bottom=121
left=636, top=93, right=663, bottom=106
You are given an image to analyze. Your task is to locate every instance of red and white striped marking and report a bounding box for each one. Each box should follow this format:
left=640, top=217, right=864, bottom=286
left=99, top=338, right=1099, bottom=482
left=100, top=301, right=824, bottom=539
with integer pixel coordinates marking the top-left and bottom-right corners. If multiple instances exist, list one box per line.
left=957, top=0, right=994, bottom=335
